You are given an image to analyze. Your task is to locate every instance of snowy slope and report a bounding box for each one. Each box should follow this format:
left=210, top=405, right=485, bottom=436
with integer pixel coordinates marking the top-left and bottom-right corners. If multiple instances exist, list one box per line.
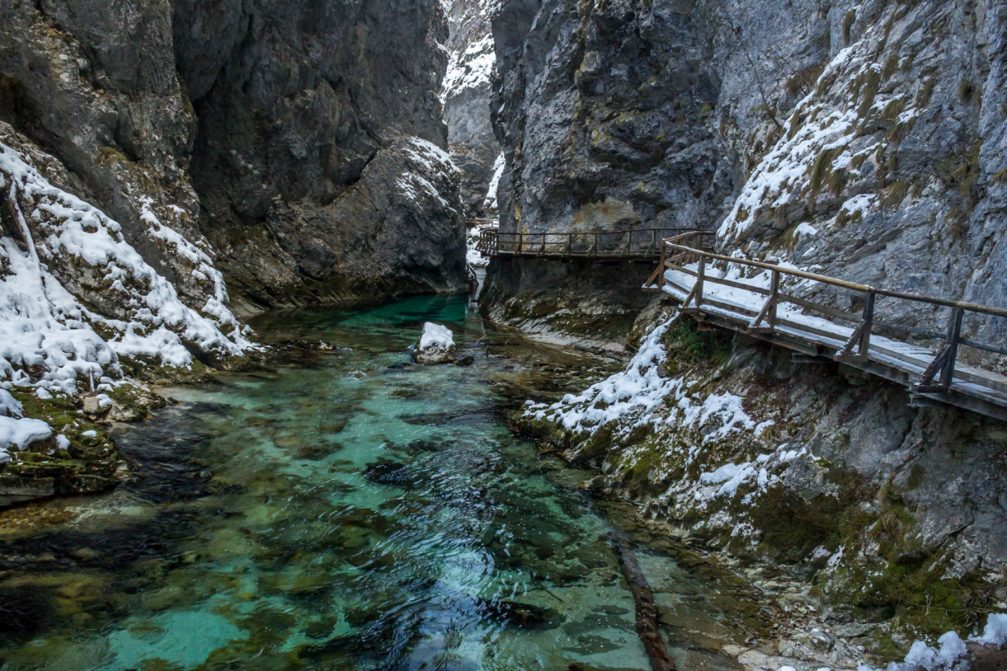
left=0, top=139, right=255, bottom=453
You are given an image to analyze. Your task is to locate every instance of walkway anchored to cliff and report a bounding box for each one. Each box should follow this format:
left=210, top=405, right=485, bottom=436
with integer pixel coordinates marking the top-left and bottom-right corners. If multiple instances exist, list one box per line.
left=480, top=226, right=1007, bottom=421
left=476, top=227, right=694, bottom=260
left=646, top=231, right=1007, bottom=421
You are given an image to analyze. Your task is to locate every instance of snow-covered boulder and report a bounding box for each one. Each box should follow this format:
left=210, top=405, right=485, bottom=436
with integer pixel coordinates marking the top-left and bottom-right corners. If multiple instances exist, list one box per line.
left=414, top=322, right=457, bottom=365
left=0, top=416, right=53, bottom=465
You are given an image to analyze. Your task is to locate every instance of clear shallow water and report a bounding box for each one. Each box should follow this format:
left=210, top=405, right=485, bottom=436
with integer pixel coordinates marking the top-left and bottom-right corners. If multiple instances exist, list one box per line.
left=0, top=296, right=761, bottom=670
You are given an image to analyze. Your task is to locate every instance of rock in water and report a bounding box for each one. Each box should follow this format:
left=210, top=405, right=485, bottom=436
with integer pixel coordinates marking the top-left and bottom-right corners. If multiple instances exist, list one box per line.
left=413, top=322, right=457, bottom=365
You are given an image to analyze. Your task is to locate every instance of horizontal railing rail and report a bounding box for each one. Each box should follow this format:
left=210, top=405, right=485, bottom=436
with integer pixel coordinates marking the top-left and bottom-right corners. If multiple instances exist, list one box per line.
left=650, top=232, right=1007, bottom=404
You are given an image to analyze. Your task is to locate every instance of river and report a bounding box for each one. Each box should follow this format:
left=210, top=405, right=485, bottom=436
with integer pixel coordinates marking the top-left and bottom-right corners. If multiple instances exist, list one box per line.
left=0, top=296, right=765, bottom=670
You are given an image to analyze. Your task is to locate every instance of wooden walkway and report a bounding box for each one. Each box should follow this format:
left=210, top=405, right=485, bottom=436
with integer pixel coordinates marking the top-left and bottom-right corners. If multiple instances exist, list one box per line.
left=476, top=227, right=692, bottom=260
left=645, top=232, right=1007, bottom=421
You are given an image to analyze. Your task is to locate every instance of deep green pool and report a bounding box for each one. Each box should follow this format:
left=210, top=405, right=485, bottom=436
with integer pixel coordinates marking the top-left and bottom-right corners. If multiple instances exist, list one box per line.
left=0, top=296, right=760, bottom=670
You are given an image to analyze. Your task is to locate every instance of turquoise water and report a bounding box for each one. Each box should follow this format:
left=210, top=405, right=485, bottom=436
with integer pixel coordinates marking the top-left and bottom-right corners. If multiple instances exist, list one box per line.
left=0, top=296, right=759, bottom=670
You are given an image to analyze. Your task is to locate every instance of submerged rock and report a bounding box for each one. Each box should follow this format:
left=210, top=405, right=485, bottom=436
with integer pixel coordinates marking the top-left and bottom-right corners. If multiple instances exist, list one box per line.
left=362, top=459, right=419, bottom=488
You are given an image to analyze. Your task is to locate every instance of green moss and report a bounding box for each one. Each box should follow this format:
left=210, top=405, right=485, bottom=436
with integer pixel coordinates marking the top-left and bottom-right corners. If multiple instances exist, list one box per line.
left=958, top=79, right=977, bottom=105
left=661, top=319, right=732, bottom=373
left=905, top=464, right=926, bottom=490
left=916, top=77, right=938, bottom=108
left=935, top=140, right=981, bottom=206
left=857, top=68, right=882, bottom=119
left=882, top=52, right=900, bottom=80
left=749, top=485, right=846, bottom=563
left=96, top=145, right=129, bottom=166
left=809, top=148, right=838, bottom=194
left=880, top=180, right=910, bottom=209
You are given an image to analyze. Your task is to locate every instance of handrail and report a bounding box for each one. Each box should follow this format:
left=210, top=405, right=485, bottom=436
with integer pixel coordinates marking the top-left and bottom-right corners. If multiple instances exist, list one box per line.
left=661, top=238, right=1007, bottom=319
left=655, top=233, right=1007, bottom=401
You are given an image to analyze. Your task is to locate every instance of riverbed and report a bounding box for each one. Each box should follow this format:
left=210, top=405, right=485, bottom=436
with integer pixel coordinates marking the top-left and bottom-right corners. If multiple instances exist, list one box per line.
left=0, top=296, right=765, bottom=670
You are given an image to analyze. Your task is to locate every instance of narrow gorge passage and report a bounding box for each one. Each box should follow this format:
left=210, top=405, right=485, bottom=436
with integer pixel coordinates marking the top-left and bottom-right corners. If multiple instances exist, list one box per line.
left=0, top=297, right=762, bottom=670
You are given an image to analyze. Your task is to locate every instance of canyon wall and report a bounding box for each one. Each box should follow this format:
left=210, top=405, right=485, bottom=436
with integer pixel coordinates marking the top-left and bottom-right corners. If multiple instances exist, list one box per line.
left=0, top=0, right=466, bottom=502
left=495, top=0, right=1007, bottom=661
left=0, top=0, right=466, bottom=316
left=442, top=0, right=502, bottom=217
left=486, top=0, right=1007, bottom=344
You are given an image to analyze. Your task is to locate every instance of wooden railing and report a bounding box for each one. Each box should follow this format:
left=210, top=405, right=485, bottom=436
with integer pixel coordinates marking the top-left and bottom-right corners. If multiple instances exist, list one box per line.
left=650, top=232, right=1007, bottom=402
left=477, top=228, right=693, bottom=259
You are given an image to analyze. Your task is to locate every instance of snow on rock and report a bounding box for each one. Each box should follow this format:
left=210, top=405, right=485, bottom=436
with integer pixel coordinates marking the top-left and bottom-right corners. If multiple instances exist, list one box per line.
left=414, top=322, right=458, bottom=365
left=0, top=389, right=22, bottom=418
left=397, top=137, right=461, bottom=211
left=716, top=15, right=908, bottom=246
left=0, top=416, right=53, bottom=464
left=526, top=318, right=757, bottom=447
left=971, top=613, right=1007, bottom=646
left=466, top=218, right=497, bottom=270
left=849, top=613, right=1007, bottom=671
left=442, top=32, right=496, bottom=100
left=526, top=319, right=680, bottom=434
left=0, top=140, right=255, bottom=397
left=482, top=152, right=506, bottom=212
left=419, top=323, right=455, bottom=352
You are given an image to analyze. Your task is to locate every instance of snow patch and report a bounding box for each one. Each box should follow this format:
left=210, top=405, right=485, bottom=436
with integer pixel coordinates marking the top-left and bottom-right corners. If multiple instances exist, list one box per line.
left=419, top=323, right=455, bottom=352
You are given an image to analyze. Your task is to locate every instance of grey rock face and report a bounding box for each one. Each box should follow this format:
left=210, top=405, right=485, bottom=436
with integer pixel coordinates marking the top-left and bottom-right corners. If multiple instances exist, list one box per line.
left=174, top=0, right=467, bottom=308
left=492, top=0, right=1007, bottom=645
left=485, top=0, right=1006, bottom=347
left=0, top=0, right=466, bottom=314
left=0, top=0, right=206, bottom=303
left=442, top=0, right=502, bottom=216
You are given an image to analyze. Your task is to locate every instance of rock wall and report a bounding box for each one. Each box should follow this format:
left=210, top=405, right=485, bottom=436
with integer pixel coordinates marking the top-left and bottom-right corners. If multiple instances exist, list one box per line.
left=485, top=0, right=1007, bottom=344
left=442, top=0, right=502, bottom=217
left=175, top=0, right=467, bottom=308
left=0, top=0, right=467, bottom=503
left=0, top=0, right=466, bottom=315
left=494, top=0, right=1007, bottom=660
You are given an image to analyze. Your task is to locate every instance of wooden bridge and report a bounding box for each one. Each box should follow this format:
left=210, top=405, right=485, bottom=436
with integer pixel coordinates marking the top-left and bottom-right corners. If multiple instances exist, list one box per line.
left=479, top=226, right=1007, bottom=421
left=476, top=227, right=693, bottom=260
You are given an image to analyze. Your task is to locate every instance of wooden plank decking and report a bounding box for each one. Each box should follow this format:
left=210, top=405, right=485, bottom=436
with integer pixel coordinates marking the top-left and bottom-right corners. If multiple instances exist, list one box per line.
left=646, top=232, right=1007, bottom=421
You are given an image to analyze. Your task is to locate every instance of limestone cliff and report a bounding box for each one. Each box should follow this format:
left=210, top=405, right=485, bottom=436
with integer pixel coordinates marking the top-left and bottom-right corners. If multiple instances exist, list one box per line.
left=493, top=0, right=1007, bottom=662
left=485, top=0, right=1006, bottom=343
left=0, top=0, right=466, bottom=315
left=442, top=0, right=502, bottom=218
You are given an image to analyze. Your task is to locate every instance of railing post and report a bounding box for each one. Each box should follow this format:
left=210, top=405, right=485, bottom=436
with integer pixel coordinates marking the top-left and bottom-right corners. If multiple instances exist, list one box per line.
left=859, top=290, right=875, bottom=357
left=658, top=243, right=666, bottom=289
left=695, top=255, right=706, bottom=308
left=593, top=231, right=599, bottom=256
left=767, top=268, right=780, bottom=329
left=941, top=307, right=964, bottom=390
